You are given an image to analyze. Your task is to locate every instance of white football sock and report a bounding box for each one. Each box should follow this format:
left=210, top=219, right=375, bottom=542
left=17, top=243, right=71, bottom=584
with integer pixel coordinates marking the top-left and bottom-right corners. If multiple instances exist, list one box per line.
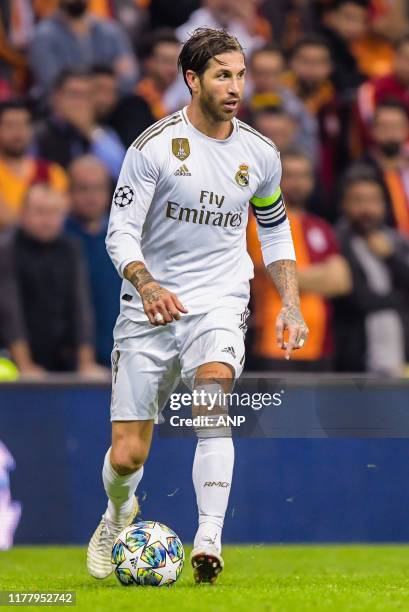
left=192, top=437, right=234, bottom=553
left=102, top=448, right=143, bottom=523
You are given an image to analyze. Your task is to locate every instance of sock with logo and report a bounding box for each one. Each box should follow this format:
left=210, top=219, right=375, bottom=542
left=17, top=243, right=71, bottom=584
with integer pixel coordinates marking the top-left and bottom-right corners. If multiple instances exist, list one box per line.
left=102, top=448, right=143, bottom=523
left=192, top=437, right=234, bottom=553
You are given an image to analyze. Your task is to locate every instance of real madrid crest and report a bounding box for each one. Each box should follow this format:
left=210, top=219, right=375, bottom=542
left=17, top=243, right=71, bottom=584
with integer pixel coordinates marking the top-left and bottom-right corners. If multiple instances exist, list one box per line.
left=235, top=163, right=249, bottom=187
left=172, top=138, right=190, bottom=161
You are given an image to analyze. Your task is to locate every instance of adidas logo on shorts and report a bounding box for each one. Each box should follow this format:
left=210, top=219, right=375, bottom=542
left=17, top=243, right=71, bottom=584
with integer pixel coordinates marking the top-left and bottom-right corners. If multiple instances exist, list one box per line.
left=174, top=164, right=191, bottom=176
left=221, top=346, right=236, bottom=359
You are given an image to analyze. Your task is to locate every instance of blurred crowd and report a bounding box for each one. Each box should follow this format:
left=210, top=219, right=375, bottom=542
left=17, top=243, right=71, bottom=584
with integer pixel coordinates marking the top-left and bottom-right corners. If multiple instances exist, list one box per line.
left=1, top=0, right=409, bottom=379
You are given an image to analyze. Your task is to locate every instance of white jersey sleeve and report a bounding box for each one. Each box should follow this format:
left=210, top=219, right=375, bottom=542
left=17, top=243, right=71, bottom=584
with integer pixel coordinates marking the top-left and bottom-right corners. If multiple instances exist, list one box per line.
left=249, top=147, right=296, bottom=266
left=106, top=146, right=159, bottom=276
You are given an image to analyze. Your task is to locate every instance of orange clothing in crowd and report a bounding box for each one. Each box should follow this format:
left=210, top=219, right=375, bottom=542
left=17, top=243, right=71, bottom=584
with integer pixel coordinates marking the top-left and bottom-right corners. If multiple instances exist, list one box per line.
left=247, top=211, right=339, bottom=361
left=0, top=157, right=67, bottom=216
left=383, top=167, right=409, bottom=235
left=351, top=35, right=394, bottom=79
left=135, top=77, right=168, bottom=120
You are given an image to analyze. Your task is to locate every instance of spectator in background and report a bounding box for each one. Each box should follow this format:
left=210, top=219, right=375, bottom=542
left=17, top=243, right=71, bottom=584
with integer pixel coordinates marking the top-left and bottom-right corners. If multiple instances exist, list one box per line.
left=320, top=0, right=367, bottom=100
left=4, top=184, right=107, bottom=376
left=65, top=156, right=121, bottom=367
left=244, top=46, right=318, bottom=158
left=369, top=0, right=409, bottom=42
left=284, top=36, right=335, bottom=115
left=0, top=100, right=67, bottom=229
left=354, top=35, right=409, bottom=155
left=90, top=64, right=154, bottom=149
left=251, top=107, right=298, bottom=155
left=0, top=2, right=31, bottom=98
left=363, top=100, right=409, bottom=236
left=0, top=234, right=45, bottom=378
left=136, top=29, right=181, bottom=120
left=334, top=165, right=409, bottom=375
left=35, top=70, right=125, bottom=179
left=29, top=0, right=138, bottom=99
left=33, top=0, right=148, bottom=39
left=247, top=149, right=351, bottom=371
left=176, top=0, right=270, bottom=58
left=283, top=35, right=342, bottom=197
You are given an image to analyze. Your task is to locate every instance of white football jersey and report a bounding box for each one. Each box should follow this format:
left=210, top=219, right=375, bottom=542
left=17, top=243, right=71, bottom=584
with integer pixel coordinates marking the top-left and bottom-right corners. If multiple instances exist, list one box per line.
left=106, top=107, right=295, bottom=320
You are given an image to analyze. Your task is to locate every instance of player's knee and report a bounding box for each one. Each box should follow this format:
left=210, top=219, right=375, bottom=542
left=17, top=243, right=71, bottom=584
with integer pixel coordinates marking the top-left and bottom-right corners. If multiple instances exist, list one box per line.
left=111, top=441, right=149, bottom=474
left=195, top=362, right=234, bottom=391
left=192, top=381, right=232, bottom=439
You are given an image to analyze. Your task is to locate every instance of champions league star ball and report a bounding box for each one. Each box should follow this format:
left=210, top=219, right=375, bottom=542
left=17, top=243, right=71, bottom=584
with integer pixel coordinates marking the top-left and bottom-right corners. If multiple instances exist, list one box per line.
left=113, top=185, right=134, bottom=208
left=112, top=521, right=185, bottom=586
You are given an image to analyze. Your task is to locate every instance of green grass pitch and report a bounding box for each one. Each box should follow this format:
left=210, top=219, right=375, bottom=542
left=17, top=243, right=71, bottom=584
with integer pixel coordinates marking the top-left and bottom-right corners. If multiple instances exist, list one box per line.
left=1, top=546, right=409, bottom=611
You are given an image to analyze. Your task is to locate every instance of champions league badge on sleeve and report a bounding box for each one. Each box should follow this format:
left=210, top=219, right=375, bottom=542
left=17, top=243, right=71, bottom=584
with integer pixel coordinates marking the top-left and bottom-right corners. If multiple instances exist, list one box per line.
left=0, top=441, right=21, bottom=550
left=114, top=185, right=134, bottom=208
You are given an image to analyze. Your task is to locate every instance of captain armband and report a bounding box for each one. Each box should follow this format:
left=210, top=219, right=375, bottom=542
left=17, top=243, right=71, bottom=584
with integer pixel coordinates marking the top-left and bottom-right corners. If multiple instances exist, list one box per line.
left=250, top=187, right=287, bottom=228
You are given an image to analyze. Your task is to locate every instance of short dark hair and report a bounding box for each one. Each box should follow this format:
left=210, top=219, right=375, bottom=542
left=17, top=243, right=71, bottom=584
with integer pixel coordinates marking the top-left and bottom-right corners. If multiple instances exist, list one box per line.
left=281, top=146, right=312, bottom=165
left=290, top=35, right=330, bottom=58
left=251, top=105, right=290, bottom=121
left=340, top=163, right=383, bottom=200
left=91, top=64, right=116, bottom=78
left=0, top=99, right=31, bottom=122
left=178, top=27, right=244, bottom=94
left=51, top=68, right=90, bottom=92
left=138, top=28, right=179, bottom=62
left=374, top=99, right=409, bottom=121
left=249, top=44, right=282, bottom=67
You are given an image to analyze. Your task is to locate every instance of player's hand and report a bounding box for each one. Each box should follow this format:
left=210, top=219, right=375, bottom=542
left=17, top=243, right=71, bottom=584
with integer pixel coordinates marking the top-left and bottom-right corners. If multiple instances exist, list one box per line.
left=276, top=304, right=309, bottom=360
left=140, top=282, right=188, bottom=325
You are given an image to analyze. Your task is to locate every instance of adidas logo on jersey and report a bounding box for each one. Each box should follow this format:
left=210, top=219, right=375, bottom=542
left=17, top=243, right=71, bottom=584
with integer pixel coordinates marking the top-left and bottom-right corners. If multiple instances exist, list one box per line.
left=174, top=164, right=191, bottom=176
left=221, top=346, right=236, bottom=359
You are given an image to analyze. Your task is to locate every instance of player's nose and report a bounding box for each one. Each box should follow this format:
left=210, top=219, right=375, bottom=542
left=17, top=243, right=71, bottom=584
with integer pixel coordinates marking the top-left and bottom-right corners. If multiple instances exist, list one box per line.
left=228, top=79, right=240, bottom=96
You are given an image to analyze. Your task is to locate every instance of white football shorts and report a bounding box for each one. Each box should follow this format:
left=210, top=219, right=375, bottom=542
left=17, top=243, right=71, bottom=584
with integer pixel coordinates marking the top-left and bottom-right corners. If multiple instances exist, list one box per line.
left=110, top=303, right=250, bottom=421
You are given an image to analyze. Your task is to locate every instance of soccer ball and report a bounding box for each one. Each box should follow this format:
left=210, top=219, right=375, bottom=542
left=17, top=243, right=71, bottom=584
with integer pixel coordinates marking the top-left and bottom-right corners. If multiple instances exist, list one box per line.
left=111, top=521, right=185, bottom=586
left=114, top=185, right=134, bottom=207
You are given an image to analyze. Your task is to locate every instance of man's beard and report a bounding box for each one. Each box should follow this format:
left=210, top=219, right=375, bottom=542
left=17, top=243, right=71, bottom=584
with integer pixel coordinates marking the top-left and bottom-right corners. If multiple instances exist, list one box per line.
left=298, top=79, right=321, bottom=97
left=2, top=144, right=27, bottom=158
left=379, top=141, right=402, bottom=158
left=199, top=89, right=238, bottom=123
left=350, top=216, right=380, bottom=236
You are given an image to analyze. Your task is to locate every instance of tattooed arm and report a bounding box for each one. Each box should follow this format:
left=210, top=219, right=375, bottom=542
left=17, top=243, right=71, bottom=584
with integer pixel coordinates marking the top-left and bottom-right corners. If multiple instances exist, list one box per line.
left=124, top=261, right=188, bottom=326
left=267, top=259, right=309, bottom=359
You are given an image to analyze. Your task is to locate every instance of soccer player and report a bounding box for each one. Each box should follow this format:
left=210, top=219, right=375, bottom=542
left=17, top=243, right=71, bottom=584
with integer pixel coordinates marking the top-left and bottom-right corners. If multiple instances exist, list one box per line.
left=87, top=27, right=308, bottom=583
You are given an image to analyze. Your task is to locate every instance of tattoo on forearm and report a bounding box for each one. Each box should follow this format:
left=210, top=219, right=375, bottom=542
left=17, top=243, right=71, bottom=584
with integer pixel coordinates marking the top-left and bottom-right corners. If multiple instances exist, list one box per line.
left=267, top=260, right=300, bottom=307
left=124, top=261, right=156, bottom=292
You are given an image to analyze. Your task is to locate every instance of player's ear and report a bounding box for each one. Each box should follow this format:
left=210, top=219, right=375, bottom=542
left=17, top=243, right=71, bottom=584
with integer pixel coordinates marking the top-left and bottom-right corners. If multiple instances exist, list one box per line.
left=185, top=70, right=200, bottom=95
